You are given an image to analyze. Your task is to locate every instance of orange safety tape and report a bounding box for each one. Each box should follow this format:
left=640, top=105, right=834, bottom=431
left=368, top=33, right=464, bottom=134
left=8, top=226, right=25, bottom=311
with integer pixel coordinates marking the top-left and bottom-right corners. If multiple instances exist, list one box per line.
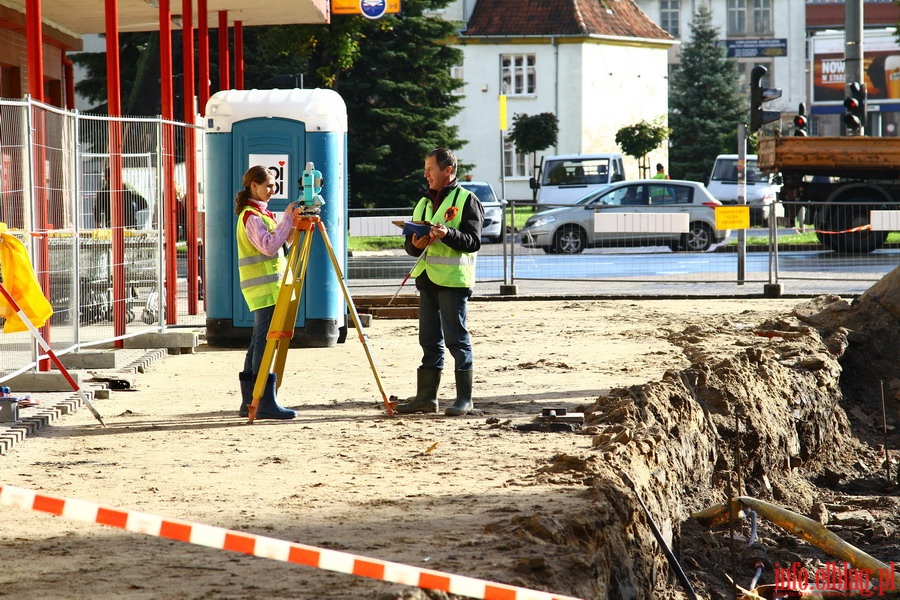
left=810, top=224, right=872, bottom=235
left=0, top=483, right=584, bottom=600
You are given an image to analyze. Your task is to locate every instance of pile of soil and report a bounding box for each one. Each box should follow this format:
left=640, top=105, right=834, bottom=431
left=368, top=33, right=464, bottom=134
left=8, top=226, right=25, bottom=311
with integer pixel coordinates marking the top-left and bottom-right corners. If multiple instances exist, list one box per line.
left=490, top=267, right=900, bottom=599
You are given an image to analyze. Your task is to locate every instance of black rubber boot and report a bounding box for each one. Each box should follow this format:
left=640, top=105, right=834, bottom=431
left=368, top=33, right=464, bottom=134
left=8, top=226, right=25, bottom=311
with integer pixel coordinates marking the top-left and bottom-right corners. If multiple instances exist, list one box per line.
left=255, top=373, right=297, bottom=420
left=445, top=370, right=474, bottom=416
left=396, top=368, right=441, bottom=414
left=238, top=372, right=253, bottom=417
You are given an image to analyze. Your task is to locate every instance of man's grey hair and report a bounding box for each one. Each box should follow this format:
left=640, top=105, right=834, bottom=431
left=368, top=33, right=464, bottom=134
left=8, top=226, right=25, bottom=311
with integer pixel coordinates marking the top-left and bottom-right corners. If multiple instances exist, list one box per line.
left=428, top=148, right=458, bottom=177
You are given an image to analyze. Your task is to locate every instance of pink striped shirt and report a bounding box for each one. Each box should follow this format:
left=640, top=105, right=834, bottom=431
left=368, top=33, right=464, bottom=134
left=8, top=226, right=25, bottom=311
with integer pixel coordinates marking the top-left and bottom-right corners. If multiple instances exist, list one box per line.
left=244, top=200, right=293, bottom=256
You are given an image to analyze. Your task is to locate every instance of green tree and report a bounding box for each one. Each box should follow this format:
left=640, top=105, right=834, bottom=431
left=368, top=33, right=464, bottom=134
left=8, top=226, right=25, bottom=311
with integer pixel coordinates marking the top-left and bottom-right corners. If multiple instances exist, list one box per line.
left=668, top=6, right=744, bottom=181
left=615, top=118, right=670, bottom=178
left=507, top=113, right=559, bottom=160
left=506, top=112, right=558, bottom=201
left=71, top=32, right=163, bottom=116
left=74, top=2, right=464, bottom=209
left=243, top=0, right=465, bottom=208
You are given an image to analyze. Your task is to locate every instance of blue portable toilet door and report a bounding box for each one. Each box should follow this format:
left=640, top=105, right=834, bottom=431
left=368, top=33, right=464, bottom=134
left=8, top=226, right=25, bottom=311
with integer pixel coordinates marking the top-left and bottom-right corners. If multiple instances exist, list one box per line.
left=231, top=117, right=306, bottom=329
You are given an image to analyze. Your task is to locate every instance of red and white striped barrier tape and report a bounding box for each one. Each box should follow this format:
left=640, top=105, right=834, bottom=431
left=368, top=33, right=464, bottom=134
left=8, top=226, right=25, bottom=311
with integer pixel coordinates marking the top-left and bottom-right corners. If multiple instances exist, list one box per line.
left=0, top=483, right=584, bottom=600
left=811, top=224, right=872, bottom=235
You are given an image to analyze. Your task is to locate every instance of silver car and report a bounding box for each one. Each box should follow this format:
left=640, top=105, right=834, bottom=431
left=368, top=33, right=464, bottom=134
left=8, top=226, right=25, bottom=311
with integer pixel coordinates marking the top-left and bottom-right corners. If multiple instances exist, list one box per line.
left=460, top=180, right=506, bottom=243
left=520, top=179, right=730, bottom=254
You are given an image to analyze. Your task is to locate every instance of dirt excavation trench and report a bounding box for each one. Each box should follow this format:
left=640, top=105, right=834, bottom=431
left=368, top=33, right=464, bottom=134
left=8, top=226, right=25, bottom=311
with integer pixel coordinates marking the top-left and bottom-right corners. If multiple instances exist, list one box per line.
left=489, top=269, right=900, bottom=599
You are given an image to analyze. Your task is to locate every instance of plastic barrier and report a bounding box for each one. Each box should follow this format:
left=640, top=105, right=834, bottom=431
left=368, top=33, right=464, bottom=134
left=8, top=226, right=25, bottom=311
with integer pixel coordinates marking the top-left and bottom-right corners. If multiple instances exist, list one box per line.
left=0, top=482, right=584, bottom=600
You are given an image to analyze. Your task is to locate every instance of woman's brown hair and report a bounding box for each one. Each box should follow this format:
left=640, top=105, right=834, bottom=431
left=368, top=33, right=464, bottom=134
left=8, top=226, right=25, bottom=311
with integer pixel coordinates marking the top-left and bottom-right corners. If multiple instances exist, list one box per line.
left=234, top=165, right=273, bottom=215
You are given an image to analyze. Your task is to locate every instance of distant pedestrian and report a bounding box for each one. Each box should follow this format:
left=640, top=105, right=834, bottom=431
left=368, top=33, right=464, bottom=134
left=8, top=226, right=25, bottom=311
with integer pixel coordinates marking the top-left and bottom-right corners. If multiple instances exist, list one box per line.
left=652, top=163, right=670, bottom=180
left=93, top=166, right=149, bottom=229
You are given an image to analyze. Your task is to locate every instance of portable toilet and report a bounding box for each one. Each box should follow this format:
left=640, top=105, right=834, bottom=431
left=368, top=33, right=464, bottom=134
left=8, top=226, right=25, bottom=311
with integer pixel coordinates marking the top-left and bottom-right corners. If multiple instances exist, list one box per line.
left=203, top=88, right=347, bottom=347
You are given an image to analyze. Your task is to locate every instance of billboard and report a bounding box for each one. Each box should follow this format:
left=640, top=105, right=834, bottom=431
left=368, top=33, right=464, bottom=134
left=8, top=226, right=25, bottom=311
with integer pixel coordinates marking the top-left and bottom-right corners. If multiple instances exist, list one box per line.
left=812, top=29, right=900, bottom=105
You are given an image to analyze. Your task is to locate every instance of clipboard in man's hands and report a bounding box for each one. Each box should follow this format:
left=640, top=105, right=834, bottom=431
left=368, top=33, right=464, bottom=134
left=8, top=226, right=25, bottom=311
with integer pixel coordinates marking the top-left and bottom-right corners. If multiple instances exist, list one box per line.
left=392, top=220, right=433, bottom=237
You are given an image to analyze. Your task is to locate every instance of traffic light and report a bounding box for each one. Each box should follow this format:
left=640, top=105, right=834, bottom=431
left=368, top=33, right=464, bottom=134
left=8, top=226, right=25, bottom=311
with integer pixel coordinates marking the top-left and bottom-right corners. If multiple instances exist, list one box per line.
left=843, top=82, right=867, bottom=132
left=793, top=102, right=809, bottom=136
left=750, top=65, right=782, bottom=133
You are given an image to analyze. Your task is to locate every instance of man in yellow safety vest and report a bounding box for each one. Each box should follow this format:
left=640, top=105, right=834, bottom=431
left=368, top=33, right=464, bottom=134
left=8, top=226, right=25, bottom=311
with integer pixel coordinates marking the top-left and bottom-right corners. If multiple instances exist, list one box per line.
left=395, top=148, right=485, bottom=417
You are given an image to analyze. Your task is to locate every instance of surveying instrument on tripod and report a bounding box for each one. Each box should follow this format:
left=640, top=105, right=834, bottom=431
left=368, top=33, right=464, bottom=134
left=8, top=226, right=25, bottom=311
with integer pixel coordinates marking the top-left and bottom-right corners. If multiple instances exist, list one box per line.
left=246, top=162, right=397, bottom=422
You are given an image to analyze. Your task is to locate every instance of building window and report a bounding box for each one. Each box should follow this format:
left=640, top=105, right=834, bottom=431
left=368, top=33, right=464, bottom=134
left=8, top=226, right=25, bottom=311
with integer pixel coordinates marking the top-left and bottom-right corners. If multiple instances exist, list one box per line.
left=660, top=1, right=680, bottom=37
left=451, top=63, right=464, bottom=96
left=727, top=0, right=748, bottom=36
left=501, top=54, right=535, bottom=96
left=728, top=0, right=772, bottom=36
left=503, top=139, right=529, bottom=178
left=752, top=0, right=773, bottom=35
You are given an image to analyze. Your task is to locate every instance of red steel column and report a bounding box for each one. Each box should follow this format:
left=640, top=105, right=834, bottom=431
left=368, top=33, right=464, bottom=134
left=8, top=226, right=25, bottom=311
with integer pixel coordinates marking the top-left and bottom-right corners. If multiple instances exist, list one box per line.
left=183, top=0, right=200, bottom=313
left=198, top=0, right=210, bottom=108
left=62, top=56, right=75, bottom=109
left=218, top=10, right=230, bottom=90
left=27, top=0, right=50, bottom=365
left=26, top=0, right=44, bottom=100
left=234, top=20, right=244, bottom=90
left=105, top=0, right=126, bottom=343
left=160, top=0, right=178, bottom=324
left=160, top=0, right=173, bottom=121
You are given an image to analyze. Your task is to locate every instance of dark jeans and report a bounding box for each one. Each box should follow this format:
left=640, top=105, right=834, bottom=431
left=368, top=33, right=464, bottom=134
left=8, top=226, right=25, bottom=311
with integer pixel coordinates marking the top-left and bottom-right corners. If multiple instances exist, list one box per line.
left=243, top=304, right=275, bottom=375
left=418, top=285, right=473, bottom=372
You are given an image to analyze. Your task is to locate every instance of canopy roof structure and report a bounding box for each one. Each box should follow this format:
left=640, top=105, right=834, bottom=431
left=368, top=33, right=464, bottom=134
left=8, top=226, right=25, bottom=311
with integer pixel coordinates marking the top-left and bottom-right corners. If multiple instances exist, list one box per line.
left=6, top=0, right=329, bottom=36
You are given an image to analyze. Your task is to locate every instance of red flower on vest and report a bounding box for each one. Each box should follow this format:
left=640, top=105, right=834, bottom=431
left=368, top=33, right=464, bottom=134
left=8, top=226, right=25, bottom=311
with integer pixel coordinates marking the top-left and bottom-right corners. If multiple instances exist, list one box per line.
left=443, top=206, right=459, bottom=223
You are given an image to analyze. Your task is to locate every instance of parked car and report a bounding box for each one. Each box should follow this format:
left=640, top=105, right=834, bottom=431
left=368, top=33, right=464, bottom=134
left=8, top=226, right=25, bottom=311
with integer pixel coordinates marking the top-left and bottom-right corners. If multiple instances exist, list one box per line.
left=519, top=179, right=730, bottom=254
left=459, top=179, right=506, bottom=243
left=707, top=154, right=782, bottom=226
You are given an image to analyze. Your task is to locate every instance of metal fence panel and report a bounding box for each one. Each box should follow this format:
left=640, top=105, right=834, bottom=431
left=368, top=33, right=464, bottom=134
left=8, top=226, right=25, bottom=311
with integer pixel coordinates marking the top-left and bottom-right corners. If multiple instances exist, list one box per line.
left=345, top=200, right=900, bottom=298
left=0, top=99, right=206, bottom=379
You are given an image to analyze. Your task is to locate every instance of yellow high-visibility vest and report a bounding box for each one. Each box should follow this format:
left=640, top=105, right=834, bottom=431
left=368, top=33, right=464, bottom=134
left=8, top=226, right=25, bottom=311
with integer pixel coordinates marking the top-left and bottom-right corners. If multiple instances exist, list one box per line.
left=236, top=207, right=285, bottom=311
left=411, top=188, right=476, bottom=288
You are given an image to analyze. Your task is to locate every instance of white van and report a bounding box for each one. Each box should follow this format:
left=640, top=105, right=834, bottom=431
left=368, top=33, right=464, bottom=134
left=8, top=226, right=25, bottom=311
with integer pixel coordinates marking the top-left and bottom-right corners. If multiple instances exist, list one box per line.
left=707, top=154, right=782, bottom=226
left=530, top=153, right=626, bottom=209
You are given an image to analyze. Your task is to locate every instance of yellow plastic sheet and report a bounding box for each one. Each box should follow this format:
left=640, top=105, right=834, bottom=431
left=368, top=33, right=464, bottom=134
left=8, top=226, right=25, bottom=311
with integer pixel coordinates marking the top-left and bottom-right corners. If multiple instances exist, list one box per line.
left=0, top=223, right=53, bottom=333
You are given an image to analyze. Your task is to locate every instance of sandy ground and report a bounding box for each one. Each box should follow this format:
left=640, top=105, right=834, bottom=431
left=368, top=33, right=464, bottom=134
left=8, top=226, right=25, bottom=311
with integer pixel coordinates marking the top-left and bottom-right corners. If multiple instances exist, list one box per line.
left=0, top=297, right=892, bottom=599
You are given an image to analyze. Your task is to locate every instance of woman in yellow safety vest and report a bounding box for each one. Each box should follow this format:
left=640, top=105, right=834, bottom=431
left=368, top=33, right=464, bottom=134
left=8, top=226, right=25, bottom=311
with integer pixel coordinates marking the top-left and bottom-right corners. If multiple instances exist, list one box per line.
left=395, top=148, right=484, bottom=417
left=234, top=165, right=297, bottom=419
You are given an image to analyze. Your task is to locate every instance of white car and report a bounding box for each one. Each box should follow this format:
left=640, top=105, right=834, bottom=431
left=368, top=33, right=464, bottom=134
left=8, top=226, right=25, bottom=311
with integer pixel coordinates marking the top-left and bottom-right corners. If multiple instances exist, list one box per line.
left=707, top=154, right=783, bottom=226
left=459, top=180, right=506, bottom=243
left=520, top=179, right=730, bottom=254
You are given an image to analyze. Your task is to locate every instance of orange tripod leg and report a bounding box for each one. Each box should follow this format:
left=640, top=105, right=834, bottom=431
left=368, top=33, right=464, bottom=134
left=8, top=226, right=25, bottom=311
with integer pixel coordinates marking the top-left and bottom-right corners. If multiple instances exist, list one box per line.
left=317, top=222, right=396, bottom=416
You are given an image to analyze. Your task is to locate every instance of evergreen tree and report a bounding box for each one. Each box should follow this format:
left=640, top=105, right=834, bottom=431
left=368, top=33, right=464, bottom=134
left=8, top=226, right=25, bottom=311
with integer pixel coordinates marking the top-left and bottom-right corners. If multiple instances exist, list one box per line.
left=74, top=1, right=463, bottom=209
left=71, top=32, right=163, bottom=116
left=341, top=2, right=463, bottom=208
left=230, top=0, right=465, bottom=209
left=668, top=6, right=744, bottom=181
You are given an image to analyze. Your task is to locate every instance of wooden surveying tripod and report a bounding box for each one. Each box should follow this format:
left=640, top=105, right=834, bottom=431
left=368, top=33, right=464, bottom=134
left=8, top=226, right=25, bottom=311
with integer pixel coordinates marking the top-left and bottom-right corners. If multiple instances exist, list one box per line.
left=246, top=204, right=396, bottom=422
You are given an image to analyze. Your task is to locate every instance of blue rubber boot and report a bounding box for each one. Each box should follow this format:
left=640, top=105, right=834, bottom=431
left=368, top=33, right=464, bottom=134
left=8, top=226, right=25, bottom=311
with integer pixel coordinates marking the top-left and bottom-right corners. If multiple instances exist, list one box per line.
left=255, top=373, right=297, bottom=420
